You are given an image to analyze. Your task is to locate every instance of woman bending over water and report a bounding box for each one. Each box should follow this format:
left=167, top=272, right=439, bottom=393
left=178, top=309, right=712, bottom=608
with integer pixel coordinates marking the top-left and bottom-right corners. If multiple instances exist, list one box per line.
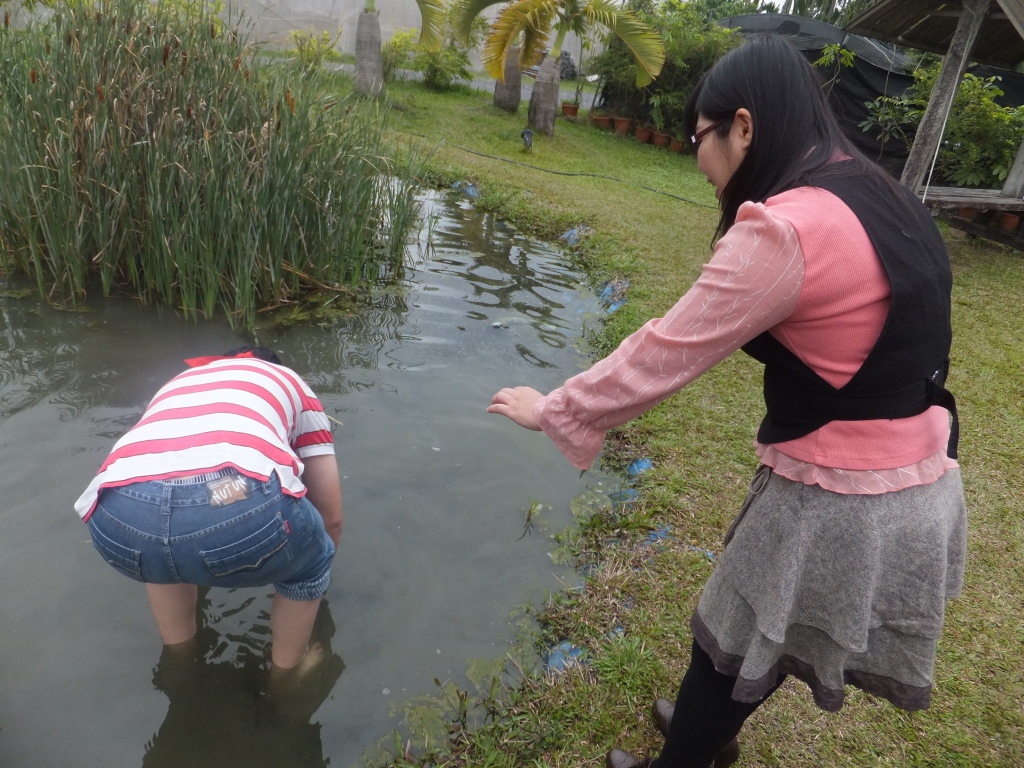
left=76, top=346, right=342, bottom=675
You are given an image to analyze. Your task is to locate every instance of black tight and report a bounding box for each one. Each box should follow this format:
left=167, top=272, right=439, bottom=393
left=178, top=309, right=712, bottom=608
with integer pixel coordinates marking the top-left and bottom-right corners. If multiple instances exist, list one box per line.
left=653, top=641, right=786, bottom=768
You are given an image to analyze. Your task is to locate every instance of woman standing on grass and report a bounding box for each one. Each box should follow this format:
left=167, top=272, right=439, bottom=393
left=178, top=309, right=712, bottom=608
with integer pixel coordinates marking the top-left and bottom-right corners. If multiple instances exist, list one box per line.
left=488, top=34, right=966, bottom=768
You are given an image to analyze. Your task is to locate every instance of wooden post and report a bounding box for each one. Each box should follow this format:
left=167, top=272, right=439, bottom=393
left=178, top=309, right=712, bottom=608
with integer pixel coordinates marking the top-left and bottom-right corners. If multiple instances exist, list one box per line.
left=997, top=0, right=1024, bottom=40
left=901, top=0, right=991, bottom=192
left=1001, top=138, right=1024, bottom=198
left=997, top=2, right=1024, bottom=198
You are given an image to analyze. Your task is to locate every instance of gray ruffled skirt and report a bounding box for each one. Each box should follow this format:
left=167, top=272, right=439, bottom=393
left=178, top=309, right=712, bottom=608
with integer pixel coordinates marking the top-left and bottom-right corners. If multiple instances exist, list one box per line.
left=693, top=464, right=967, bottom=712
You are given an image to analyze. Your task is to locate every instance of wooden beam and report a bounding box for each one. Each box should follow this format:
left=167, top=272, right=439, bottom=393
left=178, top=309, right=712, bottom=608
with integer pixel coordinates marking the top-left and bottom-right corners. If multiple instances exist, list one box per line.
left=996, top=0, right=1024, bottom=40
left=901, top=0, right=992, bottom=193
left=997, top=0, right=1024, bottom=198
left=1001, top=138, right=1024, bottom=198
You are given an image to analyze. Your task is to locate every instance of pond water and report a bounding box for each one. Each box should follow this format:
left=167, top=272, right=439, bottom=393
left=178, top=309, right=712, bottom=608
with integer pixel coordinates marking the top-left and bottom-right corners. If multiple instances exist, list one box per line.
left=0, top=191, right=617, bottom=767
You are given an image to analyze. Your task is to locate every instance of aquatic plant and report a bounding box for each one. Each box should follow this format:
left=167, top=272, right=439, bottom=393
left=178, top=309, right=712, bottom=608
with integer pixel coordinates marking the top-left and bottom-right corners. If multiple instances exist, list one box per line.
left=0, top=0, right=423, bottom=327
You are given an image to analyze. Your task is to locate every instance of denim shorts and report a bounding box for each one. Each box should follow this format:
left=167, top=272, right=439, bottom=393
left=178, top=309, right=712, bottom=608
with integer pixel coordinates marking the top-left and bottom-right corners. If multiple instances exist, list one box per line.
left=87, top=470, right=335, bottom=601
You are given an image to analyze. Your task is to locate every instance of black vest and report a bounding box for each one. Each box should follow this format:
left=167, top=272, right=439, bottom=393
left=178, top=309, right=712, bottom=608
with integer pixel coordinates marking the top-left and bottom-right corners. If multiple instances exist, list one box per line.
left=741, top=166, right=959, bottom=458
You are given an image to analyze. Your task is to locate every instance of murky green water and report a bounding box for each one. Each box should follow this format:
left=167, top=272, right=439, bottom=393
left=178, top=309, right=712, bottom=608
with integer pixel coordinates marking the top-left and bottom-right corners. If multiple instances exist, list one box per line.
left=0, top=191, right=614, bottom=767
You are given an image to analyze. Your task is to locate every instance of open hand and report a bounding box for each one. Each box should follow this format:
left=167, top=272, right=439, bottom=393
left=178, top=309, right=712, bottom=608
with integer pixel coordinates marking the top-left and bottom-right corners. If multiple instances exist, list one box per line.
left=487, top=387, right=543, bottom=431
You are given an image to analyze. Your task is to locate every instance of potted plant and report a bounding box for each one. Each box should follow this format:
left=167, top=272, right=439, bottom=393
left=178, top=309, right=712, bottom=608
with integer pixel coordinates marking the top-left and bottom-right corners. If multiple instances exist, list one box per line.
left=635, top=123, right=654, bottom=143
left=669, top=120, right=686, bottom=153
left=649, top=94, right=671, bottom=147
left=562, top=40, right=590, bottom=119
left=613, top=116, right=633, bottom=135
left=590, top=108, right=613, bottom=128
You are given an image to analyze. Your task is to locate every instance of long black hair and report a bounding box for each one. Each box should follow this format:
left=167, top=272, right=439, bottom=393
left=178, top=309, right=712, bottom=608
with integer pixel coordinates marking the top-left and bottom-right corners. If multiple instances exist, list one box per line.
left=223, top=346, right=282, bottom=364
left=684, top=34, right=907, bottom=240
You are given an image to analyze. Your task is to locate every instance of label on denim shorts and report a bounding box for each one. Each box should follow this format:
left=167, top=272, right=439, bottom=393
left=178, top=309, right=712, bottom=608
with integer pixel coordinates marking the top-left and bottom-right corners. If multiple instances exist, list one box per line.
left=207, top=475, right=250, bottom=507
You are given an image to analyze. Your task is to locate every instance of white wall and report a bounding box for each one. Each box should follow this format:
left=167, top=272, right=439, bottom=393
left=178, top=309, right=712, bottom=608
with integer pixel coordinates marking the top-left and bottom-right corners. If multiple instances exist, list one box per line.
left=224, top=0, right=591, bottom=72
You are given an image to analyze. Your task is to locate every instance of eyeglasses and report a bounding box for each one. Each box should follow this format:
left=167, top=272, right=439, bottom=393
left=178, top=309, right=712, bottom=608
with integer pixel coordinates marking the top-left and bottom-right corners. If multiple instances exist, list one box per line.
left=690, top=120, right=724, bottom=149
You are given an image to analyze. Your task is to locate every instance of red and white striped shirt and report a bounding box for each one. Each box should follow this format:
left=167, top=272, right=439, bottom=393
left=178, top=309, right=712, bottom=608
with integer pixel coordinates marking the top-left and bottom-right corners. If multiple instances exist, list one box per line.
left=75, top=357, right=334, bottom=521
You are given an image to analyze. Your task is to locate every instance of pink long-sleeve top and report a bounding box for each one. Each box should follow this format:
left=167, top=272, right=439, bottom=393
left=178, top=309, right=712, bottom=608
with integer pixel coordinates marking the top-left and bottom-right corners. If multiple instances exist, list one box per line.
left=534, top=186, right=958, bottom=494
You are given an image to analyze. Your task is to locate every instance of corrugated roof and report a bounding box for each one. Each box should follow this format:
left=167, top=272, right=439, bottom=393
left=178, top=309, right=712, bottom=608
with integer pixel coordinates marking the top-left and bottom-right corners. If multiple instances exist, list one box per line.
left=845, top=0, right=1024, bottom=68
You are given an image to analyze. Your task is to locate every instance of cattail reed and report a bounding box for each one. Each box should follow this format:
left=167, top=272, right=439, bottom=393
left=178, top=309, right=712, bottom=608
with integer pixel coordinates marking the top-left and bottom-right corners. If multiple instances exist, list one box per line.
left=0, top=0, right=421, bottom=328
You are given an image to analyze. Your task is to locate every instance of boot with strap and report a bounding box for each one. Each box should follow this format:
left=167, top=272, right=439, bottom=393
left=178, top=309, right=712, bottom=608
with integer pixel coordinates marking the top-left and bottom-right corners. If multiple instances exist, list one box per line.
left=608, top=698, right=737, bottom=768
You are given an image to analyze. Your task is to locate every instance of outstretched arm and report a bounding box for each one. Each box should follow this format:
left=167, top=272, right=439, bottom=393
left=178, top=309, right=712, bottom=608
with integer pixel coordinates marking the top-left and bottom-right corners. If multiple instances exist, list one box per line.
left=488, top=203, right=805, bottom=469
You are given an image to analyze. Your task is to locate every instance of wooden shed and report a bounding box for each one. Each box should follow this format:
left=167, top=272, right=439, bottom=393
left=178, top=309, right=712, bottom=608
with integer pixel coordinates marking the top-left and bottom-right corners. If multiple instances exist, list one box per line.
left=846, top=0, right=1024, bottom=243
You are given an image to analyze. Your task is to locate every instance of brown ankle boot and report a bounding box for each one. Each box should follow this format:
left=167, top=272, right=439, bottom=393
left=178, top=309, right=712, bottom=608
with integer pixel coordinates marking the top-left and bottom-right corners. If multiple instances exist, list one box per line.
left=713, top=738, right=740, bottom=768
left=652, top=697, right=674, bottom=737
left=649, top=697, right=740, bottom=768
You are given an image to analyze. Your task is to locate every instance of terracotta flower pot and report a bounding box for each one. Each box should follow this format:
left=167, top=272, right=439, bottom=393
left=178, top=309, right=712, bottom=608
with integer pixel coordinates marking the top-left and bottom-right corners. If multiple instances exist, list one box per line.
left=958, top=206, right=977, bottom=220
left=652, top=131, right=669, bottom=148
left=668, top=137, right=685, bottom=153
left=590, top=113, right=612, bottom=129
left=999, top=212, right=1020, bottom=232
left=635, top=124, right=654, bottom=143
left=613, top=117, right=633, bottom=135
left=561, top=102, right=579, bottom=118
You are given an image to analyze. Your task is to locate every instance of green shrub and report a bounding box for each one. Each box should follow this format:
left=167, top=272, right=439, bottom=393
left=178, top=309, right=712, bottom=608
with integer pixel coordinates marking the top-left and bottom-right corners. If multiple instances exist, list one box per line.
left=861, top=66, right=1024, bottom=188
left=410, top=1, right=486, bottom=91
left=0, top=0, right=422, bottom=327
left=382, top=28, right=417, bottom=83
left=290, top=28, right=341, bottom=75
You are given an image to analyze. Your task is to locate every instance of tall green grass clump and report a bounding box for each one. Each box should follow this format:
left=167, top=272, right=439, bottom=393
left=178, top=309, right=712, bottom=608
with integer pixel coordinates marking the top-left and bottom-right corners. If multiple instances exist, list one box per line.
left=0, top=0, right=422, bottom=327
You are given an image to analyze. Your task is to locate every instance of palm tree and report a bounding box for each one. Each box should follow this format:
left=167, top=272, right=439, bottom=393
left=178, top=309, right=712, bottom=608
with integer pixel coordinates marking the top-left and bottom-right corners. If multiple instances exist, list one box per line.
left=354, top=0, right=447, bottom=95
left=455, top=0, right=664, bottom=135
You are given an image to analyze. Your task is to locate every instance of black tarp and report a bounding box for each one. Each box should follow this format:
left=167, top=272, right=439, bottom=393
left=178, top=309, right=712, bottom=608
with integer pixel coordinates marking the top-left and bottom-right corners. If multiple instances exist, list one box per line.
left=721, top=14, right=1024, bottom=177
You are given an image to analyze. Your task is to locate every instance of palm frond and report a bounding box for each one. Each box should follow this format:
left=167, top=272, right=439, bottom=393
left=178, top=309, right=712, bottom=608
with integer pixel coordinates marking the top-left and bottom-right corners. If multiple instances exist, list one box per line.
left=482, top=0, right=555, bottom=82
left=451, top=0, right=504, bottom=42
left=414, top=0, right=448, bottom=51
left=585, top=0, right=664, bottom=87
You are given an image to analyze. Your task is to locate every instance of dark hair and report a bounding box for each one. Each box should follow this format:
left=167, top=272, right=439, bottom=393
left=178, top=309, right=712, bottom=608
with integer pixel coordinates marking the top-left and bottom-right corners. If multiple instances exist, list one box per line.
left=223, top=346, right=282, bottom=365
left=685, top=34, right=907, bottom=239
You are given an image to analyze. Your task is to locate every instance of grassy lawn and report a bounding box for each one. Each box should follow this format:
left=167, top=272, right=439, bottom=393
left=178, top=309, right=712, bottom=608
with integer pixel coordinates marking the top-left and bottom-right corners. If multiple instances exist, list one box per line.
left=375, top=76, right=1024, bottom=767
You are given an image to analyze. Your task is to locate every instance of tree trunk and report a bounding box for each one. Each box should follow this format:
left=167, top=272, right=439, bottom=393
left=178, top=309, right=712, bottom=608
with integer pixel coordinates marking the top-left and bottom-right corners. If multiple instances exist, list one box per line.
left=493, top=46, right=522, bottom=113
left=354, top=11, right=383, bottom=97
left=527, top=55, right=560, bottom=137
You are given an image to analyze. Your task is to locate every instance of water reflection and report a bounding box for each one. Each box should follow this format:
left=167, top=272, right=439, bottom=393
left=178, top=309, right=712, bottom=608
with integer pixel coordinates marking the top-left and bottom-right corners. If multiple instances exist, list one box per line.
left=142, top=593, right=344, bottom=768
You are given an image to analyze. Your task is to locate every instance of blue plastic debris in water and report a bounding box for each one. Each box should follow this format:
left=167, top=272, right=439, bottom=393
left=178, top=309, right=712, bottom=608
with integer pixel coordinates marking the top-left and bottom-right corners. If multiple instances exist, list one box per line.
left=561, top=228, right=580, bottom=246
left=606, top=300, right=626, bottom=314
left=626, top=457, right=654, bottom=477
left=546, top=640, right=585, bottom=672
left=599, top=279, right=630, bottom=305
left=608, top=488, right=640, bottom=507
left=451, top=180, right=479, bottom=198
left=646, top=525, right=672, bottom=543
left=687, top=545, right=716, bottom=562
